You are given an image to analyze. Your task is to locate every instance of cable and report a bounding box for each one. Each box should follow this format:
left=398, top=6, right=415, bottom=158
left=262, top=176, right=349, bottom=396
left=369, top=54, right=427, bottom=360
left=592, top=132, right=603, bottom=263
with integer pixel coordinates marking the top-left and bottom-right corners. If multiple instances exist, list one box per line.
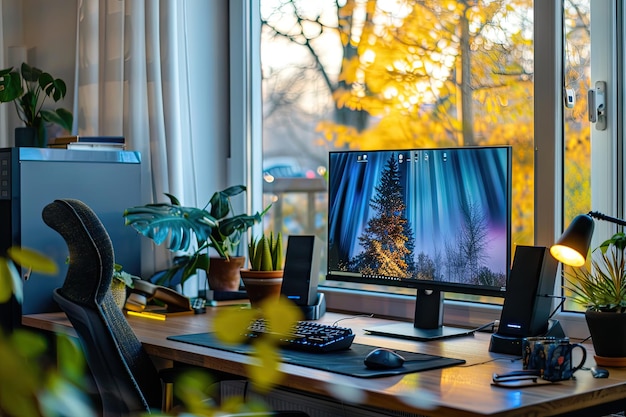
left=538, top=293, right=566, bottom=320
left=473, top=320, right=498, bottom=333
left=459, top=356, right=522, bottom=368
left=332, top=313, right=374, bottom=327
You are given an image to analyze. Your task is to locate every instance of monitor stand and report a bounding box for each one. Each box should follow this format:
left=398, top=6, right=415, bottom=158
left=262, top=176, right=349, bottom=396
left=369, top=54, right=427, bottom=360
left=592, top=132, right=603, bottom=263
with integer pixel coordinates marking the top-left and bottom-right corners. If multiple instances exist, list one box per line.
left=364, top=289, right=475, bottom=341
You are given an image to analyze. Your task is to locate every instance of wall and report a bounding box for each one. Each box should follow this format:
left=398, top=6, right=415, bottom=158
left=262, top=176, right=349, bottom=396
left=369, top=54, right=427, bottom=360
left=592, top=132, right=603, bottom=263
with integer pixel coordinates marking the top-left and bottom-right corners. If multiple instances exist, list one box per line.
left=1, top=0, right=77, bottom=147
left=184, top=0, right=230, bottom=201
left=1, top=1, right=229, bottom=191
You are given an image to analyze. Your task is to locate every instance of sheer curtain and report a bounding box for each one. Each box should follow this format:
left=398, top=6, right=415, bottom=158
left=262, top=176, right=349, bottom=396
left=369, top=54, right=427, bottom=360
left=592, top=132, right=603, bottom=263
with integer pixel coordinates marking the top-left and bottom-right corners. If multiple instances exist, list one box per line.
left=76, top=0, right=196, bottom=202
left=75, top=0, right=196, bottom=276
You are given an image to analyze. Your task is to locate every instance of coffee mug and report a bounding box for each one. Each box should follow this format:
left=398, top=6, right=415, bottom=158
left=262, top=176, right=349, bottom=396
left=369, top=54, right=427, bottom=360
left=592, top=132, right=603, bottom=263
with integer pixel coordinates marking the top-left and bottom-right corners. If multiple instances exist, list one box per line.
left=522, top=337, right=587, bottom=382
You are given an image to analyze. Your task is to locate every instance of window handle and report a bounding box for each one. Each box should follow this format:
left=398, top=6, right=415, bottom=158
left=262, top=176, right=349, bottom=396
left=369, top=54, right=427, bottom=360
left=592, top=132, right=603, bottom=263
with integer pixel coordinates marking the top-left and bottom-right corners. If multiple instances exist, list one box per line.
left=588, top=81, right=607, bottom=130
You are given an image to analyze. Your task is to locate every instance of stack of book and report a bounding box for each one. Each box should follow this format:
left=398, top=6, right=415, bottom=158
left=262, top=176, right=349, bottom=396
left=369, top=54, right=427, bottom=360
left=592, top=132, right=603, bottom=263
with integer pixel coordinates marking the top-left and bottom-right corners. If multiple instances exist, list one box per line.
left=48, top=135, right=126, bottom=151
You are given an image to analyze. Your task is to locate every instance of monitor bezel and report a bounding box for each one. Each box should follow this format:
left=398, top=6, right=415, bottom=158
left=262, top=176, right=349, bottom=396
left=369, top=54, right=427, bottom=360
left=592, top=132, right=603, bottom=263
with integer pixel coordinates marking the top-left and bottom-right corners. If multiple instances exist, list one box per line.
left=325, top=145, right=512, bottom=300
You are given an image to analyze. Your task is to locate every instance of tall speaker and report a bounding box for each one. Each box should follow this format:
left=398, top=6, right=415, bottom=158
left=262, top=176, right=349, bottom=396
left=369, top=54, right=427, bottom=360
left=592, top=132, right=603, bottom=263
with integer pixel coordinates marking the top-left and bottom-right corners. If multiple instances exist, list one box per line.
left=281, top=235, right=325, bottom=319
left=489, top=245, right=564, bottom=355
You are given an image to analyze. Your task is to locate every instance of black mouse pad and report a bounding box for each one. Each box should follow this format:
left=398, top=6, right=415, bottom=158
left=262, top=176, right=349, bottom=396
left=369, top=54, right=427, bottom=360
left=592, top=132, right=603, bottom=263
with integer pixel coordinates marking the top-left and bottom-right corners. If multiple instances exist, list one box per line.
left=167, top=332, right=465, bottom=378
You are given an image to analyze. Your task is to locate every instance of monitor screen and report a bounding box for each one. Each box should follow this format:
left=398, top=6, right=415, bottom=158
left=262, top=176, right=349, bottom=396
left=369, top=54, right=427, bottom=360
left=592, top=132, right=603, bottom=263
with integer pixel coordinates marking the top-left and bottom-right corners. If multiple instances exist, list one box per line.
left=326, top=146, right=512, bottom=340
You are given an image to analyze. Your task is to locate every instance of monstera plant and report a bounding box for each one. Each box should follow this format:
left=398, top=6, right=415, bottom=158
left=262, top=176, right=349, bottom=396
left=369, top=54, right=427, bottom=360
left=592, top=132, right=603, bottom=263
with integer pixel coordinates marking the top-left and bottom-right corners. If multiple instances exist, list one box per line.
left=0, top=63, right=73, bottom=147
left=123, top=185, right=269, bottom=287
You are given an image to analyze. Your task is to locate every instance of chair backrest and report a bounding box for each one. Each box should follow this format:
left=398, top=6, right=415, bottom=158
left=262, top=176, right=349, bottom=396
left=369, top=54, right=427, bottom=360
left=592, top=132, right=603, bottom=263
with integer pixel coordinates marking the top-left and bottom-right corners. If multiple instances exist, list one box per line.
left=42, top=199, right=162, bottom=416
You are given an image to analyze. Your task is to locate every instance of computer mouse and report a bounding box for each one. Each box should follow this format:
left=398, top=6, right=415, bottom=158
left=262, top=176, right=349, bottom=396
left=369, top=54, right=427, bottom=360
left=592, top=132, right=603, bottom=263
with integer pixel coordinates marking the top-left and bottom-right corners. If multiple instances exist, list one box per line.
left=364, top=348, right=406, bottom=370
left=590, top=367, right=609, bottom=378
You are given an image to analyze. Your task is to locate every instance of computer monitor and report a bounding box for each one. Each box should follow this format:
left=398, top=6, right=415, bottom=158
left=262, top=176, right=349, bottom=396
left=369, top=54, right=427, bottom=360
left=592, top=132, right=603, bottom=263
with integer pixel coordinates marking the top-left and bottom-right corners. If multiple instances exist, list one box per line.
left=327, top=146, right=512, bottom=341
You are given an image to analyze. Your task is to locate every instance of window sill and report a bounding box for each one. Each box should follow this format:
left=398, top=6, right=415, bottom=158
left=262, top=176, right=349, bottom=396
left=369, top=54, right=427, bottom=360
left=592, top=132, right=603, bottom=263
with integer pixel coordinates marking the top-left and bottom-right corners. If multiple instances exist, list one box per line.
left=321, top=287, right=589, bottom=339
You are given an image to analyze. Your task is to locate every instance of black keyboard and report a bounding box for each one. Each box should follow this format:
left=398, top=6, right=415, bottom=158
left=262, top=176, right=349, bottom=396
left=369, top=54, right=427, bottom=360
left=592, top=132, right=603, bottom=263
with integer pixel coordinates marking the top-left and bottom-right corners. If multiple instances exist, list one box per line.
left=243, top=319, right=355, bottom=353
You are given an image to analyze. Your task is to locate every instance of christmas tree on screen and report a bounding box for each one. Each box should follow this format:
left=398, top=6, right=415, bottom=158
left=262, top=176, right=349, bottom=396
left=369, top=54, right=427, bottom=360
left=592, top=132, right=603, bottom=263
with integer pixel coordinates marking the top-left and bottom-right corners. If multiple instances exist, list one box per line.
left=351, top=153, right=415, bottom=278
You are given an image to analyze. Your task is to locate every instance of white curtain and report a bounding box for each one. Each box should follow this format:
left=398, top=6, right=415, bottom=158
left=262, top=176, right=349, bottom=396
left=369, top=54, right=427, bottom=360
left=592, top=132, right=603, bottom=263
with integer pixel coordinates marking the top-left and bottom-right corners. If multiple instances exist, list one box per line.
left=76, top=0, right=197, bottom=203
left=75, top=0, right=198, bottom=276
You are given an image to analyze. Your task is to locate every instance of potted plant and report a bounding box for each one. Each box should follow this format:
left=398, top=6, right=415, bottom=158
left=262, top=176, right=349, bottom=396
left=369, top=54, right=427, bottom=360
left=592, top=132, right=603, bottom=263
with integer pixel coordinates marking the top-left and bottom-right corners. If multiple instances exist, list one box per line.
left=0, top=62, right=73, bottom=147
left=247, top=232, right=284, bottom=272
left=564, top=232, right=626, bottom=366
left=241, top=232, right=284, bottom=306
left=111, top=263, right=137, bottom=308
left=123, top=185, right=269, bottom=291
left=60, top=256, right=135, bottom=308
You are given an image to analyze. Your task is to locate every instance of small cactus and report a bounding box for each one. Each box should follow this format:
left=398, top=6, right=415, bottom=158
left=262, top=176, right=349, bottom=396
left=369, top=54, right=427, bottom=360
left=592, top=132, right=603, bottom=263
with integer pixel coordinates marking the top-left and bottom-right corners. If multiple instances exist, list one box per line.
left=249, top=232, right=283, bottom=271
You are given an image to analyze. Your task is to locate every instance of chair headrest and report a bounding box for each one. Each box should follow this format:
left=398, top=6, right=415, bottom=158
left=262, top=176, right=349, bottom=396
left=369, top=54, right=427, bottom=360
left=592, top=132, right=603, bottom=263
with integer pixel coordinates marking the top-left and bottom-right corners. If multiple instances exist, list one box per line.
left=42, top=199, right=115, bottom=306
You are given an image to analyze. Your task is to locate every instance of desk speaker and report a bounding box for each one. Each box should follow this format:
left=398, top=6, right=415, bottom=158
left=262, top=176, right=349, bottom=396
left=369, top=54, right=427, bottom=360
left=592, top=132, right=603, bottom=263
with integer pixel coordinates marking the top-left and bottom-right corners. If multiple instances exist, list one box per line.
left=281, top=235, right=322, bottom=307
left=489, top=245, right=563, bottom=355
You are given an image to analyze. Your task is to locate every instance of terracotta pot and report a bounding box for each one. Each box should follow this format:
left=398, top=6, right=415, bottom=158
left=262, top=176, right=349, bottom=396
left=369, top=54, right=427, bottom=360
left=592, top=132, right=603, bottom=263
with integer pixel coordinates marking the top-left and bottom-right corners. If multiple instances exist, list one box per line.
left=585, top=310, right=626, bottom=367
left=207, top=256, right=245, bottom=291
left=240, top=269, right=283, bottom=307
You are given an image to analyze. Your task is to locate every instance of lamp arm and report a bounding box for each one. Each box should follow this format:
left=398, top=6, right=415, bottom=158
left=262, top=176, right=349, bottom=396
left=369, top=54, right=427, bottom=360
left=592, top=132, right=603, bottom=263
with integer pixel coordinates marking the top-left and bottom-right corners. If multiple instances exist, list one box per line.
left=588, top=211, right=626, bottom=227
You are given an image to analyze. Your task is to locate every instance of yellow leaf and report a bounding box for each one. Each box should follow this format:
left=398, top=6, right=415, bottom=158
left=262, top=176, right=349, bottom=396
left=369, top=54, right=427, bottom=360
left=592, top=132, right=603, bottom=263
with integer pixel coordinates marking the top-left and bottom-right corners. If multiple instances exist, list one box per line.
left=247, top=339, right=283, bottom=393
left=8, top=247, right=58, bottom=275
left=173, top=369, right=216, bottom=414
left=260, top=296, right=303, bottom=337
left=0, top=257, right=22, bottom=304
left=214, top=307, right=258, bottom=345
left=0, top=258, right=13, bottom=303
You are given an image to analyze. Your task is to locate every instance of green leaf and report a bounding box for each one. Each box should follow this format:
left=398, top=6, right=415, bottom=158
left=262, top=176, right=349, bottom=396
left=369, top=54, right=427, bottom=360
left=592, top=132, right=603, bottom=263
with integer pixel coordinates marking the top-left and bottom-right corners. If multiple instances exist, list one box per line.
left=124, top=203, right=217, bottom=252
left=40, top=75, right=67, bottom=102
left=10, top=329, right=48, bottom=359
left=1, top=63, right=73, bottom=132
left=220, top=184, right=247, bottom=198
left=273, top=232, right=283, bottom=270
left=164, top=192, right=181, bottom=206
left=0, top=68, right=22, bottom=103
left=209, top=186, right=246, bottom=220
left=113, top=264, right=136, bottom=287
left=195, top=253, right=209, bottom=270
left=42, top=108, right=73, bottom=132
left=564, top=238, right=626, bottom=311
left=20, top=62, right=40, bottom=82
left=56, top=334, right=85, bottom=384
left=218, top=213, right=263, bottom=241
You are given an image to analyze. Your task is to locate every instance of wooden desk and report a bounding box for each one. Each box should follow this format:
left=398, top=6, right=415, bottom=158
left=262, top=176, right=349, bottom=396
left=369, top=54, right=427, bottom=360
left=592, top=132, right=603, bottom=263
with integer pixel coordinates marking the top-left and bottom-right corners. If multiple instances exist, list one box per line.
left=23, top=310, right=626, bottom=417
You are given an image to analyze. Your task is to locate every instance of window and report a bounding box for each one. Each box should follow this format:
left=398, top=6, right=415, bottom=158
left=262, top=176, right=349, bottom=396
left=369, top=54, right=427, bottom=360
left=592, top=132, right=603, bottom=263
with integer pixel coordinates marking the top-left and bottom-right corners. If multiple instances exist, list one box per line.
left=230, top=1, right=623, bottom=332
left=561, top=0, right=621, bottom=313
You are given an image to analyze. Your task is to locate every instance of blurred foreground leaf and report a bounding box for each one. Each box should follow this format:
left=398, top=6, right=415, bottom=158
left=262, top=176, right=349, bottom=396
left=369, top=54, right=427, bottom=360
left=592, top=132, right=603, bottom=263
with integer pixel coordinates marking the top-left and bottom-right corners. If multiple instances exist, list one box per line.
left=214, top=306, right=258, bottom=344
left=8, top=246, right=58, bottom=275
left=0, top=257, right=23, bottom=303
left=0, top=247, right=57, bottom=304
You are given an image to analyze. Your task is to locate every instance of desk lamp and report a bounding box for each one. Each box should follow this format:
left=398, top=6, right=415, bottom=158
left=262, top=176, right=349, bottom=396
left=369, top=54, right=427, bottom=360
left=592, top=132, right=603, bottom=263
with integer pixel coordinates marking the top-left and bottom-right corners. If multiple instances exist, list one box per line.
left=550, top=211, right=626, bottom=266
left=490, top=212, right=624, bottom=355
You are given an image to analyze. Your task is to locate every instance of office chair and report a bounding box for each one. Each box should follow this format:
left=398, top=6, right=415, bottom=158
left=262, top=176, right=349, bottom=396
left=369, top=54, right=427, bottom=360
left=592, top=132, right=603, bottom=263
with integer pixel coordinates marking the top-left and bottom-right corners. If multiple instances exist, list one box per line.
left=42, top=199, right=308, bottom=417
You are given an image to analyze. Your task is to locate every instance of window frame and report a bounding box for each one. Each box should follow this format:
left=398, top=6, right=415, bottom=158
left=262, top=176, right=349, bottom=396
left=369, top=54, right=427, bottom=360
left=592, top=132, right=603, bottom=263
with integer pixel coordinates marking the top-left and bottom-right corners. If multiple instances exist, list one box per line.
left=229, top=0, right=620, bottom=340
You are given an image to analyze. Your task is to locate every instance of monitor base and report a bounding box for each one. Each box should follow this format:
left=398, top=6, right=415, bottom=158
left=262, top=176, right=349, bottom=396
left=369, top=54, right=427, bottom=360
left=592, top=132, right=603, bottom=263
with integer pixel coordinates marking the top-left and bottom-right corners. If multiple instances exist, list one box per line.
left=364, top=322, right=475, bottom=342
